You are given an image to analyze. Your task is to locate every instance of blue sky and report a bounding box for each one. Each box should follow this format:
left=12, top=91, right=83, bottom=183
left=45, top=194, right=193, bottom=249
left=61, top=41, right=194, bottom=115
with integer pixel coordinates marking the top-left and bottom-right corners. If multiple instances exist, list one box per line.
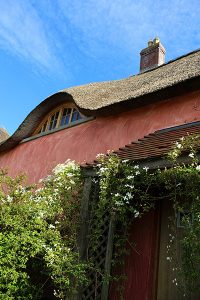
left=0, top=0, right=199, bottom=135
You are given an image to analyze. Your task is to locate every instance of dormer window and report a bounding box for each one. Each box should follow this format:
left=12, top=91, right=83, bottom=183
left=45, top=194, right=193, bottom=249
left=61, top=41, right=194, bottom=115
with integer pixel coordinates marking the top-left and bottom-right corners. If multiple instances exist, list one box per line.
left=39, top=121, right=48, bottom=134
left=33, top=105, right=87, bottom=136
left=49, top=111, right=59, bottom=130
left=60, top=108, right=72, bottom=126
left=60, top=108, right=82, bottom=127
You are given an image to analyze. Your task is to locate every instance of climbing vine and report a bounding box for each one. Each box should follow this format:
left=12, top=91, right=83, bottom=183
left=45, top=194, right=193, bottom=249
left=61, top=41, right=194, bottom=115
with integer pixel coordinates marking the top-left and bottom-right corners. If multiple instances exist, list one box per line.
left=93, top=135, right=200, bottom=299
left=1, top=134, right=200, bottom=299
left=0, top=160, right=87, bottom=300
left=165, top=135, right=200, bottom=298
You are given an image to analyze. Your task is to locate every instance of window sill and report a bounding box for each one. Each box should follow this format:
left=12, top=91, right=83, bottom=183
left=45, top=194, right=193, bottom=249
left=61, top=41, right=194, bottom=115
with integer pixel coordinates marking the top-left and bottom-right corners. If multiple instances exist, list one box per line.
left=21, top=117, right=94, bottom=144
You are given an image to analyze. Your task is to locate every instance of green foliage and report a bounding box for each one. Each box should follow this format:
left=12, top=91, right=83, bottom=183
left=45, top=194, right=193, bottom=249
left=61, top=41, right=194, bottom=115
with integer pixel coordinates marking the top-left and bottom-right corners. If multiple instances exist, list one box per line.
left=94, top=137, right=200, bottom=298
left=0, top=161, right=87, bottom=299
left=1, top=135, right=200, bottom=299
left=96, top=154, right=157, bottom=220
left=93, top=154, right=159, bottom=295
left=180, top=196, right=200, bottom=295
left=164, top=138, right=200, bottom=298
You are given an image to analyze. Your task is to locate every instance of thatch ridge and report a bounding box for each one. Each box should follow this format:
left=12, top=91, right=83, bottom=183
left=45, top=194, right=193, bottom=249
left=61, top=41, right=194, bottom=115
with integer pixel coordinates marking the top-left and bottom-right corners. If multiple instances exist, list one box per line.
left=62, top=49, right=200, bottom=111
left=0, top=49, right=199, bottom=153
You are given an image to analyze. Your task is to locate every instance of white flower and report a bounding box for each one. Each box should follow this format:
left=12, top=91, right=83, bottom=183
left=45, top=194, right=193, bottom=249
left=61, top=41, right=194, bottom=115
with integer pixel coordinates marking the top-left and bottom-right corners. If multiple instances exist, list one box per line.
left=44, top=175, right=52, bottom=182
left=134, top=211, right=139, bottom=218
left=53, top=160, right=78, bottom=175
left=175, top=142, right=183, bottom=149
left=38, top=212, right=44, bottom=218
left=196, top=165, right=200, bottom=171
left=189, top=152, right=195, bottom=158
left=6, top=195, right=13, bottom=202
left=115, top=200, right=123, bottom=206
left=49, top=224, right=56, bottom=229
left=67, top=173, right=73, bottom=177
left=126, top=192, right=132, bottom=199
left=96, top=153, right=105, bottom=159
left=53, top=163, right=66, bottom=174
left=125, top=184, right=134, bottom=189
left=127, top=175, right=134, bottom=180
left=166, top=256, right=171, bottom=261
left=35, top=187, right=43, bottom=193
left=65, top=159, right=78, bottom=170
left=143, top=166, right=149, bottom=172
left=92, top=178, right=98, bottom=183
left=100, top=167, right=108, bottom=172
left=114, top=193, right=120, bottom=197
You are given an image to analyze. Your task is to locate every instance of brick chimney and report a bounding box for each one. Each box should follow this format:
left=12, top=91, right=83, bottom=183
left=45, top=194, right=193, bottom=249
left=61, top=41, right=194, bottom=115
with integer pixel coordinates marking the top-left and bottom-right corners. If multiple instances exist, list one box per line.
left=140, top=37, right=166, bottom=73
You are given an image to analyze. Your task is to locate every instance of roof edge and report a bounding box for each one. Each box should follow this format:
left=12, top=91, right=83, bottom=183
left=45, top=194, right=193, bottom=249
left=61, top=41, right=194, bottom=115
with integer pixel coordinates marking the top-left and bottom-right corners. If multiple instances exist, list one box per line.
left=0, top=49, right=199, bottom=153
left=137, top=48, right=200, bottom=76
left=0, top=92, right=78, bottom=152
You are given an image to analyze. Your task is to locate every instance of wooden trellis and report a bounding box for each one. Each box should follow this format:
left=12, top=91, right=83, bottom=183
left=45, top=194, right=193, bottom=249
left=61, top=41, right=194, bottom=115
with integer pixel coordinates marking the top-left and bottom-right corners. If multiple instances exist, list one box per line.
left=78, top=170, right=115, bottom=300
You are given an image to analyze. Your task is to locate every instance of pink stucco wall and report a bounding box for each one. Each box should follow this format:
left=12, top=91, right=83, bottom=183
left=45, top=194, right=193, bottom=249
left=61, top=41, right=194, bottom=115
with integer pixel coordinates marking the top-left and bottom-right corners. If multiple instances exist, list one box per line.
left=0, top=89, right=200, bottom=300
left=109, top=208, right=159, bottom=300
left=0, top=90, right=199, bottom=183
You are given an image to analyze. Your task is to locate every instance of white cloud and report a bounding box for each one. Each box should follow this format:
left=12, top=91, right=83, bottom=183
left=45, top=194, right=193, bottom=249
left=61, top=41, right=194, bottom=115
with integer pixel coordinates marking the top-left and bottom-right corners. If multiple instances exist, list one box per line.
left=0, top=0, right=199, bottom=76
left=58, top=0, right=200, bottom=59
left=0, top=0, right=59, bottom=72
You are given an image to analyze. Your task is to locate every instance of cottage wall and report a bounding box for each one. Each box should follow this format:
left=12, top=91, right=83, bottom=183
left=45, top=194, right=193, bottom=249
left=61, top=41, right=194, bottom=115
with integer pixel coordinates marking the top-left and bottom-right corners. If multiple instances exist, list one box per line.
left=0, top=90, right=199, bottom=183
left=0, top=89, right=200, bottom=299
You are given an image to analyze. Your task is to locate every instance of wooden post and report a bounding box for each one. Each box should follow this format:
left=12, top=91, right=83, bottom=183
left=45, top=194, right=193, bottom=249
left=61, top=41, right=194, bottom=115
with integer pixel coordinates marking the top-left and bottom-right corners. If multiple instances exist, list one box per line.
left=101, top=215, right=115, bottom=300
left=74, top=168, right=94, bottom=300
left=78, top=172, right=92, bottom=260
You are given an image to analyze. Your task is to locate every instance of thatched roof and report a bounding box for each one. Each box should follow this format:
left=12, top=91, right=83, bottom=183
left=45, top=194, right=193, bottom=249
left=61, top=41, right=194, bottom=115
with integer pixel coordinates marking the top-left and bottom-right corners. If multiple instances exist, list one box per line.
left=64, top=49, right=200, bottom=111
left=0, top=128, right=9, bottom=143
left=0, top=49, right=199, bottom=153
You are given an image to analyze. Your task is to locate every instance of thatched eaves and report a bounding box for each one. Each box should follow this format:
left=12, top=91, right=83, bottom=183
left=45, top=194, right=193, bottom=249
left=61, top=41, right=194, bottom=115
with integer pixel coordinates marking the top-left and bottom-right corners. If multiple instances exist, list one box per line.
left=65, top=50, right=200, bottom=112
left=0, top=128, right=9, bottom=143
left=0, top=49, right=199, bottom=153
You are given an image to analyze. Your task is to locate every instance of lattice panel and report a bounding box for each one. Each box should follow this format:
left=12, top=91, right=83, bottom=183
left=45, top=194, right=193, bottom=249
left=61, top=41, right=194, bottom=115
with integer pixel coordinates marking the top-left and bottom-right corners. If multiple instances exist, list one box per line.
left=81, top=180, right=111, bottom=300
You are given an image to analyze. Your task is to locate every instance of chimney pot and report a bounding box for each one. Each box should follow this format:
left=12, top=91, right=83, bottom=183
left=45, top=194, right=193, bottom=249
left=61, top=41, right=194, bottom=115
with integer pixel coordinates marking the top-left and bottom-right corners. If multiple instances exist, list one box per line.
left=140, top=37, right=166, bottom=73
left=148, top=40, right=153, bottom=47
left=153, top=37, right=160, bottom=44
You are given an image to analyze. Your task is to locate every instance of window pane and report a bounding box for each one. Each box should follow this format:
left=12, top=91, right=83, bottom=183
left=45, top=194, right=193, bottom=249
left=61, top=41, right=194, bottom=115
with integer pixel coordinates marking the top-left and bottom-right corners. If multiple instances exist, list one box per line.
left=71, top=109, right=82, bottom=122
left=39, top=121, right=47, bottom=133
left=60, top=108, right=72, bottom=126
left=36, top=107, right=84, bottom=136
left=49, top=111, right=59, bottom=130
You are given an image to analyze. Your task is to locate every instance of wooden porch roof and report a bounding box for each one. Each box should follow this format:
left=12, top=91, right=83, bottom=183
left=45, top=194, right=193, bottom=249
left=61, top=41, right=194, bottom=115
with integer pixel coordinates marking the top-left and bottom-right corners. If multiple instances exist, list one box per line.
left=84, top=121, right=200, bottom=167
